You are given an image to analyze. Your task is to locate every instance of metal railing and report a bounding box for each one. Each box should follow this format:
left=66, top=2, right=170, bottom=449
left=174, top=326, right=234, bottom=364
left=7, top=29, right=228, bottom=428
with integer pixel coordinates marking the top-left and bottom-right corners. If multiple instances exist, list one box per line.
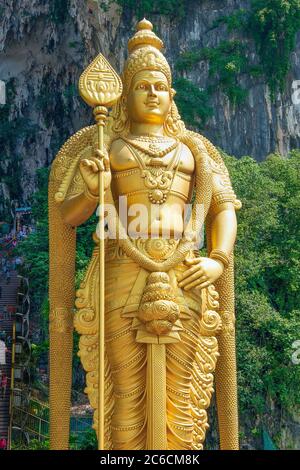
left=8, top=322, right=16, bottom=450
left=12, top=398, right=93, bottom=445
left=13, top=406, right=49, bottom=441
left=9, top=275, right=31, bottom=449
left=9, top=274, right=93, bottom=449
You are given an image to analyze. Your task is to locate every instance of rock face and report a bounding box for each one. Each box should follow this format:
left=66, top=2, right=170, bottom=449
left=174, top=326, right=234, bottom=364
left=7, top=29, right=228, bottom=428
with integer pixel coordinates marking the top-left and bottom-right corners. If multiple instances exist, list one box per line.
left=0, top=0, right=300, bottom=210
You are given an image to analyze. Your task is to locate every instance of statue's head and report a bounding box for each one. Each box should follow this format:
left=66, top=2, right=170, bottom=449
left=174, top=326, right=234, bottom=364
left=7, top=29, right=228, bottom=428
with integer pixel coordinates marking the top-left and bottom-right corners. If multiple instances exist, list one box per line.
left=111, top=19, right=185, bottom=137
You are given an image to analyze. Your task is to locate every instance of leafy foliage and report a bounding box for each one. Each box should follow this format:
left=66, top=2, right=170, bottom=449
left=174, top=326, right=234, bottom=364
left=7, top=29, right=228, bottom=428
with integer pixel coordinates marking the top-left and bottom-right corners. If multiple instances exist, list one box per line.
left=15, top=169, right=49, bottom=312
left=175, top=1, right=300, bottom=111
left=49, top=0, right=70, bottom=25
left=248, top=0, right=300, bottom=96
left=224, top=150, right=300, bottom=418
left=70, top=429, right=97, bottom=450
left=174, top=40, right=249, bottom=130
left=212, top=9, right=248, bottom=32
left=212, top=1, right=300, bottom=97
left=173, top=78, right=212, bottom=128
left=12, top=438, right=49, bottom=450
left=176, top=40, right=249, bottom=105
left=0, top=80, right=36, bottom=209
left=14, top=167, right=97, bottom=380
left=201, top=40, right=249, bottom=105
left=115, top=0, right=187, bottom=19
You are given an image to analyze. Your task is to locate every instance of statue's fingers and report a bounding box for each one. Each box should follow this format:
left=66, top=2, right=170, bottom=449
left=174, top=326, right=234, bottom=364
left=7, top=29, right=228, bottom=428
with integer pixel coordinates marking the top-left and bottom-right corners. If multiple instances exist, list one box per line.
left=179, top=264, right=201, bottom=281
left=94, top=149, right=108, bottom=159
left=90, top=160, right=100, bottom=173
left=80, top=159, right=90, bottom=167
left=198, top=280, right=211, bottom=290
left=103, top=156, right=110, bottom=172
left=183, top=275, right=207, bottom=291
left=88, top=157, right=103, bottom=171
left=178, top=270, right=204, bottom=288
left=80, top=159, right=97, bottom=174
left=185, top=257, right=201, bottom=266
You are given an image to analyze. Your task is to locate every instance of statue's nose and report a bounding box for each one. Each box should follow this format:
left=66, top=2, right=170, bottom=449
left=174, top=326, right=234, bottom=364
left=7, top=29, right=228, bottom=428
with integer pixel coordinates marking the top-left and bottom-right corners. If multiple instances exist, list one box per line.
left=148, top=84, right=157, bottom=96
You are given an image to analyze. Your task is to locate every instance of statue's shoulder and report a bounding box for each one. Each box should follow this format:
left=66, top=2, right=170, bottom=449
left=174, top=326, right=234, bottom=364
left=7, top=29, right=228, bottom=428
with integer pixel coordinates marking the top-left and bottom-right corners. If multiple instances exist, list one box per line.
left=50, top=125, right=96, bottom=203
left=182, top=130, right=242, bottom=210
left=109, top=137, right=128, bottom=155
left=51, top=126, right=95, bottom=173
left=182, top=130, right=227, bottom=172
left=109, top=137, right=136, bottom=171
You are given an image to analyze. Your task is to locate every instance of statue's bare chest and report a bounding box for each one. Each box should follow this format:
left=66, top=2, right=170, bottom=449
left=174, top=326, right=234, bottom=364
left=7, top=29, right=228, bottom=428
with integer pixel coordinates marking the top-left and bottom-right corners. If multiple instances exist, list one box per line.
left=109, top=138, right=195, bottom=174
left=109, top=138, right=195, bottom=205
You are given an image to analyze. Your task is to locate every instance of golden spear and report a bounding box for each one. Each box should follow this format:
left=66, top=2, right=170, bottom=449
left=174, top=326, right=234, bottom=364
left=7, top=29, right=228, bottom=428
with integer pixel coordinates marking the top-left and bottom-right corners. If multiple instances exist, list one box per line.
left=79, top=54, right=122, bottom=450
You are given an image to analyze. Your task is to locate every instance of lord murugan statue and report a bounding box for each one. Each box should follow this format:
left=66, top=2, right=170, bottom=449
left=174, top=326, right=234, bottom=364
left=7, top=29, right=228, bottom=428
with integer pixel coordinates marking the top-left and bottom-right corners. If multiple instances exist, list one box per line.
left=48, top=19, right=241, bottom=450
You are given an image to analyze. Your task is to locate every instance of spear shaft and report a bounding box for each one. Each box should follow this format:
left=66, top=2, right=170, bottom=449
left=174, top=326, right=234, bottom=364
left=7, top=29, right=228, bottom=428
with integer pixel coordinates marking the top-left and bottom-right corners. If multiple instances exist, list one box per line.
left=79, top=54, right=122, bottom=450
left=94, top=107, right=107, bottom=450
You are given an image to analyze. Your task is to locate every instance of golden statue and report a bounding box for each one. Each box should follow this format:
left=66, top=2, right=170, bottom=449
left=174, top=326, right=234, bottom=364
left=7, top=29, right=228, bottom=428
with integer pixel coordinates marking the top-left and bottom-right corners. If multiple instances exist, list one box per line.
left=48, top=19, right=241, bottom=450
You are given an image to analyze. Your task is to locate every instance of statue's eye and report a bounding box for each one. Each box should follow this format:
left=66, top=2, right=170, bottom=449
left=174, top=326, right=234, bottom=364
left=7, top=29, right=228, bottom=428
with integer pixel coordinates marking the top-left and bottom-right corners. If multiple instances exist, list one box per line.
left=156, top=83, right=167, bottom=91
left=137, top=83, right=147, bottom=90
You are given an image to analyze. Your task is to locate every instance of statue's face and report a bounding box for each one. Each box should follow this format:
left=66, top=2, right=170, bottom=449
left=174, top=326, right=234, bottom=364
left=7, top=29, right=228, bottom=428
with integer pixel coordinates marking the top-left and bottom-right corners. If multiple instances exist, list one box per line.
left=127, top=70, right=171, bottom=125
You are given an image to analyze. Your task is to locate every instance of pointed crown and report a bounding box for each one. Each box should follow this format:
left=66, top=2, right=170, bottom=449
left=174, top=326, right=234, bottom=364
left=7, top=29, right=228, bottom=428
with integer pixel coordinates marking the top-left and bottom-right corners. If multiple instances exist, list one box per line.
left=123, top=19, right=172, bottom=90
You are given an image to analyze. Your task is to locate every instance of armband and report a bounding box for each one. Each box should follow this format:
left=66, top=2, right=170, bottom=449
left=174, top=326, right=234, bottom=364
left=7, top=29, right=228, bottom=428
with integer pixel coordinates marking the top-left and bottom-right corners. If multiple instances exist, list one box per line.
left=210, top=249, right=230, bottom=268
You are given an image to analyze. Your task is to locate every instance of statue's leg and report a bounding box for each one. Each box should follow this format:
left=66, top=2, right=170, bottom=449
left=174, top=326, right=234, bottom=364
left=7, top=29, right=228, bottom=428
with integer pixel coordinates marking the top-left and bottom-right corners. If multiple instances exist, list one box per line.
left=105, top=259, right=147, bottom=450
left=75, top=249, right=147, bottom=450
left=166, top=302, right=200, bottom=450
left=166, top=264, right=219, bottom=450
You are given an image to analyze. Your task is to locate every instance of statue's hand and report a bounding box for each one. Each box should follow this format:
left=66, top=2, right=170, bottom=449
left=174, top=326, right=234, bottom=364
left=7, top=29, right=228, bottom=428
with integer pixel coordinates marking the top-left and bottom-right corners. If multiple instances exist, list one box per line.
left=178, top=257, right=224, bottom=291
left=79, top=149, right=111, bottom=196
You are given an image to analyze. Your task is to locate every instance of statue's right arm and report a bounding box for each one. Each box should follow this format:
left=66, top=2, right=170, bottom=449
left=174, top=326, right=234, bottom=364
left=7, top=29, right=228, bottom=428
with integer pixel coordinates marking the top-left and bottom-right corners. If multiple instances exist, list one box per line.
left=59, top=146, right=112, bottom=227
left=60, top=186, right=98, bottom=227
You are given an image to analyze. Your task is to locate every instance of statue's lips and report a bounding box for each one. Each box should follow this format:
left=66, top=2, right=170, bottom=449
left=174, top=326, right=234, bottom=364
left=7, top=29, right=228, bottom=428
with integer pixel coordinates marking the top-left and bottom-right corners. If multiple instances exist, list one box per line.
left=145, top=101, right=159, bottom=108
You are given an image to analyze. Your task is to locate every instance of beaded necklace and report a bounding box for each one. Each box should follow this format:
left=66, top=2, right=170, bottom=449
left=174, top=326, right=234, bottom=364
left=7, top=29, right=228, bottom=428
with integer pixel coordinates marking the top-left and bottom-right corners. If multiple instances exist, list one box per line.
left=122, top=135, right=178, bottom=158
left=122, top=140, right=181, bottom=204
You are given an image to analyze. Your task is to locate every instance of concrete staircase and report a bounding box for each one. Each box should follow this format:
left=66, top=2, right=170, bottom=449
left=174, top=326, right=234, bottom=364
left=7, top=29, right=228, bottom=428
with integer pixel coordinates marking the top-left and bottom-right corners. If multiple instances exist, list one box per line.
left=0, top=269, right=19, bottom=448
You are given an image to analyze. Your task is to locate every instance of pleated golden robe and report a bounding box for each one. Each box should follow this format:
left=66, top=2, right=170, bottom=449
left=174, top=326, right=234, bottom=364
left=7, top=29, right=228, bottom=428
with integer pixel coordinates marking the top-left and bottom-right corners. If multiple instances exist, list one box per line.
left=74, top=237, right=221, bottom=450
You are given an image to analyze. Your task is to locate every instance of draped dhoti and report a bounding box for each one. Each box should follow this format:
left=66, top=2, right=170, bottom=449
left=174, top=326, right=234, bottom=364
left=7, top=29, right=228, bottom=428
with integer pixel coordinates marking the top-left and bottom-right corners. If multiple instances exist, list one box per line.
left=74, top=238, right=221, bottom=450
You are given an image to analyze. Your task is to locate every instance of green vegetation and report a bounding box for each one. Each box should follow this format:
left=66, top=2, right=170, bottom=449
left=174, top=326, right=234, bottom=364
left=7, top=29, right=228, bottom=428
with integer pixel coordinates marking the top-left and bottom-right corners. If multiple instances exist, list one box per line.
left=14, top=149, right=300, bottom=448
left=70, top=429, right=97, bottom=450
left=15, top=166, right=97, bottom=381
left=212, top=1, right=300, bottom=97
left=12, top=429, right=97, bottom=450
left=5, top=0, right=300, bottom=449
left=12, top=439, right=50, bottom=450
left=225, top=150, right=300, bottom=418
left=173, top=0, right=300, bottom=123
left=15, top=169, right=49, bottom=312
left=49, top=0, right=70, bottom=25
left=173, top=78, right=212, bottom=128
left=175, top=40, right=249, bottom=107
left=212, top=8, right=248, bottom=32
left=173, top=40, right=249, bottom=128
left=248, top=0, right=300, bottom=96
left=0, top=79, right=36, bottom=215
left=201, top=41, right=249, bottom=105
left=115, top=0, right=187, bottom=19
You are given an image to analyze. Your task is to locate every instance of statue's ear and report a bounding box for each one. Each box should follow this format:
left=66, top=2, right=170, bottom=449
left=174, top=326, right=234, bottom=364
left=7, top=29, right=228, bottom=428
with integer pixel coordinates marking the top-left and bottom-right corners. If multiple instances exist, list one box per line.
left=121, top=95, right=127, bottom=108
left=170, top=88, right=176, bottom=99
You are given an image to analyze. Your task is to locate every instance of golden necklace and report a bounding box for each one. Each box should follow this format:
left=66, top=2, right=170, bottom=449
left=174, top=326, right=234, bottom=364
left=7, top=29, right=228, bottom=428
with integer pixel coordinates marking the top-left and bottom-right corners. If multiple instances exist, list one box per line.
left=122, top=135, right=178, bottom=158
left=123, top=140, right=181, bottom=204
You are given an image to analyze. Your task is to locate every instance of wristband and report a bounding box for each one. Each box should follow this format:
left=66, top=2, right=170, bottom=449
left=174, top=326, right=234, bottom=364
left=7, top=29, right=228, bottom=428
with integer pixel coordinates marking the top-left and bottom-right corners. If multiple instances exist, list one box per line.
left=84, top=187, right=99, bottom=202
left=210, top=249, right=230, bottom=268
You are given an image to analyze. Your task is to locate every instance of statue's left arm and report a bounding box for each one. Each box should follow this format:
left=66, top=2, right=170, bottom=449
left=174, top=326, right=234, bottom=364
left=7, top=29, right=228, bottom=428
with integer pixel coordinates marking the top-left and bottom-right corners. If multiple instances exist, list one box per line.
left=178, top=171, right=237, bottom=291
left=209, top=170, right=237, bottom=264
left=206, top=155, right=240, bottom=451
